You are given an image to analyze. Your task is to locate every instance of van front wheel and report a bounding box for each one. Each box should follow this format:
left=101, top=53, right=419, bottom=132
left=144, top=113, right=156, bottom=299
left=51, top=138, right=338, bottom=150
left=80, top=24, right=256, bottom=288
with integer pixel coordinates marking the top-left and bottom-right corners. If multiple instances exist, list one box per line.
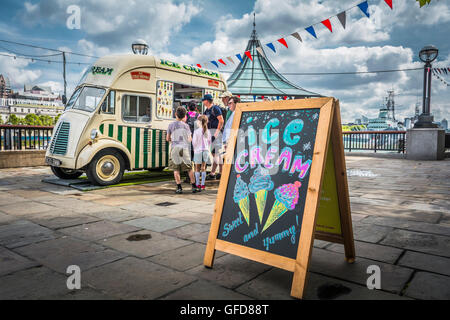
left=51, top=166, right=83, bottom=180
left=86, top=149, right=125, bottom=186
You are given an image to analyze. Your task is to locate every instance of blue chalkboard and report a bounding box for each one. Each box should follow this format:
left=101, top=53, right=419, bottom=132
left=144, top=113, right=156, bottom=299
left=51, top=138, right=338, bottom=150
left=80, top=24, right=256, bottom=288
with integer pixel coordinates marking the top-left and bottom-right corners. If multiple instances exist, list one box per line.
left=217, top=108, right=320, bottom=259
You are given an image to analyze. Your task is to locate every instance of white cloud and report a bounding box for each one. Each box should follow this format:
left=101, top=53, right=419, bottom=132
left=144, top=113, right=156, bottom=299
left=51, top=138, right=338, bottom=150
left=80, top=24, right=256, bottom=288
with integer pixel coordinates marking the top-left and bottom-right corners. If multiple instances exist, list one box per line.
left=0, top=54, right=42, bottom=89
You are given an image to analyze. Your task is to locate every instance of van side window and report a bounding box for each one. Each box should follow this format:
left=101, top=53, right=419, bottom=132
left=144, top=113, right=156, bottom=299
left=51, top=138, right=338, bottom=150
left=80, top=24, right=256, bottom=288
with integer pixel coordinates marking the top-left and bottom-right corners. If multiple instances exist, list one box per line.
left=100, top=90, right=115, bottom=114
left=122, top=95, right=151, bottom=122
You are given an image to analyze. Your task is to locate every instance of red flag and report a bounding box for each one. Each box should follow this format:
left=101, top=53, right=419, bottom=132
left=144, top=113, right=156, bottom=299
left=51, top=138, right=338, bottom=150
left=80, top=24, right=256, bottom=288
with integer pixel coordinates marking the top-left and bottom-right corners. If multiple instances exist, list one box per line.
left=261, top=95, right=265, bottom=100
left=218, top=59, right=226, bottom=65
left=196, top=64, right=202, bottom=68
left=283, top=96, right=287, bottom=100
left=384, top=0, right=393, bottom=9
left=244, top=50, right=252, bottom=61
left=277, top=38, right=288, bottom=48
left=321, top=19, right=332, bottom=32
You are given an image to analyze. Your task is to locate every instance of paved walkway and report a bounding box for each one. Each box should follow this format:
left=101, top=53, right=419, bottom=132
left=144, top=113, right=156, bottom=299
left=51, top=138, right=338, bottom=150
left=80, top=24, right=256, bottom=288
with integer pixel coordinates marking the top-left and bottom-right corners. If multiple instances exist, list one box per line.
left=0, top=156, right=449, bottom=300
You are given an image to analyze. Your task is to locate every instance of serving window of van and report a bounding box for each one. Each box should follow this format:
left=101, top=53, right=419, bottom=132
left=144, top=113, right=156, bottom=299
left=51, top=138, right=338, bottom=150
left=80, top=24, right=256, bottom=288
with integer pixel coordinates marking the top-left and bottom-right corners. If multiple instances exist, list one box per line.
left=122, top=94, right=151, bottom=123
left=156, top=80, right=220, bottom=119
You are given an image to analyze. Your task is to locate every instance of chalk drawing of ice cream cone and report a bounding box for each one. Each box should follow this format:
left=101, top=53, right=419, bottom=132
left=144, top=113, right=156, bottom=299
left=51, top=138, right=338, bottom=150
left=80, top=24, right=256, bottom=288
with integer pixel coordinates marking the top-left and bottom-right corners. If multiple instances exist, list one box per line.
left=233, top=175, right=250, bottom=226
left=249, top=166, right=274, bottom=224
left=262, top=181, right=301, bottom=233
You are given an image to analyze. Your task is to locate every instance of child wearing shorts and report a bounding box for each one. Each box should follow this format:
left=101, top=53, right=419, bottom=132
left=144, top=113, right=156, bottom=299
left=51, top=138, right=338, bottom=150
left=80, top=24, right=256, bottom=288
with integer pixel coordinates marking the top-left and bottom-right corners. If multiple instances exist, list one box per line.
left=192, top=115, right=212, bottom=191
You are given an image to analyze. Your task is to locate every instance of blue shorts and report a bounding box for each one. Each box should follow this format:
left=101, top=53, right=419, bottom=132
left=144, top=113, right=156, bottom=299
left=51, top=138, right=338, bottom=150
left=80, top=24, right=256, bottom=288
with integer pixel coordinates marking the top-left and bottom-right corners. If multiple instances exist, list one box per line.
left=193, top=150, right=212, bottom=164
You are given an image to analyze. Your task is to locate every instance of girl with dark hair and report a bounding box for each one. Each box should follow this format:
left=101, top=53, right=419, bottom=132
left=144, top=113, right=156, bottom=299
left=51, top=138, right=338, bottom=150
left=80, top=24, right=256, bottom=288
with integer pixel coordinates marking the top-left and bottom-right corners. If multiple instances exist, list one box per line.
left=192, top=115, right=212, bottom=191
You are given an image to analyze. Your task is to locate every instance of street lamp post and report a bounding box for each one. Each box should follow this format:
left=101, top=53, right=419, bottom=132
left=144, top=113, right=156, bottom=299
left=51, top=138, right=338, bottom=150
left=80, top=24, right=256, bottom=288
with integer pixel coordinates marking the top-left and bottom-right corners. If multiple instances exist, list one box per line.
left=414, top=45, right=438, bottom=128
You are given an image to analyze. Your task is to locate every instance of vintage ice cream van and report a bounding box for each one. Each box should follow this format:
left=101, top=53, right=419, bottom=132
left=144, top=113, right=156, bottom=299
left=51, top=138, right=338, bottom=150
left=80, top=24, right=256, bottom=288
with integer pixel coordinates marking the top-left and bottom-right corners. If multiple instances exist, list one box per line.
left=45, top=54, right=227, bottom=185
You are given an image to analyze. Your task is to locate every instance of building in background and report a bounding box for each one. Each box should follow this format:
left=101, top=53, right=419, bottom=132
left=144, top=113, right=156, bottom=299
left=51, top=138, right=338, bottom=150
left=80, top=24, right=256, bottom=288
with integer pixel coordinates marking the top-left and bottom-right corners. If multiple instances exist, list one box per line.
left=0, top=74, right=12, bottom=99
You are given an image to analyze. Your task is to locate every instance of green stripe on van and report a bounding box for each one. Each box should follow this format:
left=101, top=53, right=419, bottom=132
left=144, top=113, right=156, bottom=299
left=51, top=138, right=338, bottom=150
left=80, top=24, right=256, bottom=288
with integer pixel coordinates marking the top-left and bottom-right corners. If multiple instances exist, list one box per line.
left=135, top=127, right=140, bottom=168
left=99, top=124, right=104, bottom=134
left=118, top=126, right=123, bottom=142
left=127, top=127, right=132, bottom=152
left=108, top=124, right=114, bottom=138
left=159, top=130, right=163, bottom=167
left=151, top=129, right=156, bottom=168
left=143, top=129, right=148, bottom=168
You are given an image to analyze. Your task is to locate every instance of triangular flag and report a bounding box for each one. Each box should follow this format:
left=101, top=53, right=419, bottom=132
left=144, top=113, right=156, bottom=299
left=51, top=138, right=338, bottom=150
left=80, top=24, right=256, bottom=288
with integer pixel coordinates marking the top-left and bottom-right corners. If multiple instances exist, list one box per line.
left=337, top=11, right=346, bottom=29
left=266, top=42, right=276, bottom=53
left=447, top=67, right=450, bottom=72
left=291, top=32, right=302, bottom=42
left=256, top=47, right=266, bottom=59
left=277, top=38, right=288, bottom=48
left=358, top=1, right=370, bottom=18
left=321, top=19, right=332, bottom=32
left=227, top=56, right=235, bottom=65
left=244, top=50, right=252, bottom=61
left=384, top=0, right=393, bottom=9
left=210, top=60, right=219, bottom=68
left=253, top=95, right=256, bottom=102
left=305, top=26, right=317, bottom=39
left=196, top=64, right=202, bottom=68
left=444, top=69, right=448, bottom=75
left=218, top=58, right=226, bottom=66
left=235, top=53, right=243, bottom=63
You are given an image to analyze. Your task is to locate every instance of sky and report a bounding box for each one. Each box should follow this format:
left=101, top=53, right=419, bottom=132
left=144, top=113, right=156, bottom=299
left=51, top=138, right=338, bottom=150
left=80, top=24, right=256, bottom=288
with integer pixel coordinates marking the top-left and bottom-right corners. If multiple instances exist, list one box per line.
left=0, top=0, right=449, bottom=123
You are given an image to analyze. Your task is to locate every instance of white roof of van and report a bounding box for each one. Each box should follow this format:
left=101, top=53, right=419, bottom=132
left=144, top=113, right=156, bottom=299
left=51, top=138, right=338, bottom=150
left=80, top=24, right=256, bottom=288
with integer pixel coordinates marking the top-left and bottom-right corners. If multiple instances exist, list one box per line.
left=82, top=54, right=225, bottom=88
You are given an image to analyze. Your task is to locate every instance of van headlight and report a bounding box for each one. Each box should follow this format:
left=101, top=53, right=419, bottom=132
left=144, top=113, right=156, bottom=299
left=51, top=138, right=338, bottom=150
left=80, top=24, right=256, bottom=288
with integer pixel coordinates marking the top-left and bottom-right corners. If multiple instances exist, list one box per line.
left=90, top=129, right=99, bottom=140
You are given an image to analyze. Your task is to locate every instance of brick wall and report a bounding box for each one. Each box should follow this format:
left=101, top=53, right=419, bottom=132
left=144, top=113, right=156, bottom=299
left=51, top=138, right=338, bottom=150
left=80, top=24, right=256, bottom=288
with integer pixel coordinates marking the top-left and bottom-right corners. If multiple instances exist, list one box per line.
left=0, top=150, right=46, bottom=168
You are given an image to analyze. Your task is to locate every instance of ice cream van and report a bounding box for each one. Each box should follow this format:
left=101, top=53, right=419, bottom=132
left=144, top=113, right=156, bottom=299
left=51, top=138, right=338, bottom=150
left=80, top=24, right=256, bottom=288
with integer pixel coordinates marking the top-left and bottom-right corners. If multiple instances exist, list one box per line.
left=45, top=54, right=227, bottom=185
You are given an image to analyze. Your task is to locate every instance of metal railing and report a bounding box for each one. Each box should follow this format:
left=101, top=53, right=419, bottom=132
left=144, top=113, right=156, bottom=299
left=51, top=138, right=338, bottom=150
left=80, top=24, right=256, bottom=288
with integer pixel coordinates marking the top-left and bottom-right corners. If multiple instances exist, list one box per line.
left=343, top=131, right=406, bottom=153
left=0, top=125, right=54, bottom=151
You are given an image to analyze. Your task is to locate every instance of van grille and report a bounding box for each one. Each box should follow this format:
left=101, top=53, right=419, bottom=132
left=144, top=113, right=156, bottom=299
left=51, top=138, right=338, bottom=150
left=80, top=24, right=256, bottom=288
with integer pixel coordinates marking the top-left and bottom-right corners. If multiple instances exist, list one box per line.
left=49, top=122, right=70, bottom=155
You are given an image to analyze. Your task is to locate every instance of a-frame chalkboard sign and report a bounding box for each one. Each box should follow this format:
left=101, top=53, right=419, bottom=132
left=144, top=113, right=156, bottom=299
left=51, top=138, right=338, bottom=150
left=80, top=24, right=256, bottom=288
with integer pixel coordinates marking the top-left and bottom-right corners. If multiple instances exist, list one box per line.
left=204, top=97, right=355, bottom=299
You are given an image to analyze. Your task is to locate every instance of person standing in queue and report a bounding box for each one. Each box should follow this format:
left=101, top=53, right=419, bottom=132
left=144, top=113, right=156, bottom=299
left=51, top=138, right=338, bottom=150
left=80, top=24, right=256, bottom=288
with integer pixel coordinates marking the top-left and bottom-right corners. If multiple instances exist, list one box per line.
left=222, top=95, right=240, bottom=152
left=219, top=91, right=233, bottom=121
left=202, top=94, right=224, bottom=180
left=166, top=106, right=198, bottom=194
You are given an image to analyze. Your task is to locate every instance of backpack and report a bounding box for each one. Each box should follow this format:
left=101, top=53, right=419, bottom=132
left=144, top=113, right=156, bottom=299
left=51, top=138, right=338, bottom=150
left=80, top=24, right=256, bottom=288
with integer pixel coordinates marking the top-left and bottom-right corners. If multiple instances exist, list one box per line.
left=186, top=112, right=198, bottom=134
left=211, top=105, right=226, bottom=132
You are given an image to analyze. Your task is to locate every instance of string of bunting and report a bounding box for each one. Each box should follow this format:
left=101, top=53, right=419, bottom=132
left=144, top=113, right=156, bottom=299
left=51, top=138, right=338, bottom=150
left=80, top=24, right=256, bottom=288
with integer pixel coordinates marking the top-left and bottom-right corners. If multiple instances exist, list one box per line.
left=432, top=68, right=450, bottom=87
left=197, top=0, right=394, bottom=69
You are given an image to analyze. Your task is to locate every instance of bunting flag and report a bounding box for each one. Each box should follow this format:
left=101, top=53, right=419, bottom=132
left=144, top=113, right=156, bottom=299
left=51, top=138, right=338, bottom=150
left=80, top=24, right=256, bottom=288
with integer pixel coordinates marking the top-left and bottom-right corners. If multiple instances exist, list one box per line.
left=384, top=0, right=393, bottom=9
left=195, top=0, right=394, bottom=69
left=244, top=50, right=253, bottom=61
left=291, top=32, right=302, bottom=42
left=305, top=26, right=317, bottom=39
left=256, top=47, right=267, bottom=59
left=278, top=38, right=288, bottom=48
left=266, top=42, right=276, bottom=53
left=358, top=1, right=370, bottom=18
left=337, top=11, right=346, bottom=29
left=321, top=19, right=332, bottom=32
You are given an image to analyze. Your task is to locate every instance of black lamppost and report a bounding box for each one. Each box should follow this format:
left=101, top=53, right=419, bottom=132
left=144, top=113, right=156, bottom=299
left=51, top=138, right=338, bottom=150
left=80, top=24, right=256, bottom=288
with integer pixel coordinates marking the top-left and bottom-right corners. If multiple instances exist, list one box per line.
left=414, top=45, right=438, bottom=128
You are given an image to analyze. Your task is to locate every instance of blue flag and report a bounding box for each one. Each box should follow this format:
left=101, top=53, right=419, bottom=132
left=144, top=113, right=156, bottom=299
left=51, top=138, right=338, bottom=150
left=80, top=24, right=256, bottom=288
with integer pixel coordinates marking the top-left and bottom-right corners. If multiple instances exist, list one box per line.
left=358, top=1, right=370, bottom=18
left=265, top=43, right=276, bottom=53
left=235, top=54, right=243, bottom=63
left=210, top=60, right=219, bottom=68
left=305, top=26, right=317, bottom=39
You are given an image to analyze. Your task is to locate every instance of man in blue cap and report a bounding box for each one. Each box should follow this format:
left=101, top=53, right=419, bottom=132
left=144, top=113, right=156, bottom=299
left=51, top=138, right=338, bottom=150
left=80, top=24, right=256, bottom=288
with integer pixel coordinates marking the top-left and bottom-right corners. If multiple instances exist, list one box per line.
left=202, top=94, right=224, bottom=180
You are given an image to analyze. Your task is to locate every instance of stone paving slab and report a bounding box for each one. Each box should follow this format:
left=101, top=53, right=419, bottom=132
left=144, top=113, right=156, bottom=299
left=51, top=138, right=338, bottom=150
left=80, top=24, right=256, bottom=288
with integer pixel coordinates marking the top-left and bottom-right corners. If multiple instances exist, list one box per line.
left=398, top=251, right=450, bottom=277
left=123, top=216, right=191, bottom=232
left=163, top=223, right=211, bottom=240
left=83, top=257, right=197, bottom=299
left=0, top=246, right=40, bottom=276
left=361, top=215, right=450, bottom=237
left=148, top=243, right=225, bottom=271
left=59, top=220, right=141, bottom=241
left=309, top=248, right=413, bottom=293
left=0, top=212, right=17, bottom=225
left=98, top=230, right=192, bottom=258
left=0, top=200, right=55, bottom=216
left=162, top=280, right=251, bottom=300
left=404, top=272, right=450, bottom=300
left=350, top=204, right=442, bottom=223
left=326, top=241, right=404, bottom=264
left=381, top=229, right=450, bottom=258
left=29, top=211, right=101, bottom=230
left=352, top=222, right=393, bottom=243
left=14, top=236, right=127, bottom=273
left=187, top=254, right=272, bottom=290
left=0, top=266, right=71, bottom=299
left=86, top=208, right=145, bottom=222
left=235, top=268, right=409, bottom=300
left=0, top=220, right=56, bottom=249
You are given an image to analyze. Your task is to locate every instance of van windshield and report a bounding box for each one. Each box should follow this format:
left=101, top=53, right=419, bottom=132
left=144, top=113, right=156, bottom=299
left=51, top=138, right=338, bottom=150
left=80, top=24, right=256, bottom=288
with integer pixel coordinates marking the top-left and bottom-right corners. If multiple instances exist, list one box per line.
left=65, top=86, right=106, bottom=112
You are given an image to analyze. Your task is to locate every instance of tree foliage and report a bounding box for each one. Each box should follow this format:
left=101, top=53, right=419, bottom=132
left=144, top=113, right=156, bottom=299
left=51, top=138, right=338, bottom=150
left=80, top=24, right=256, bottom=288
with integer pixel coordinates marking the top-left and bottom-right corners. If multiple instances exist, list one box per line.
left=417, top=0, right=432, bottom=7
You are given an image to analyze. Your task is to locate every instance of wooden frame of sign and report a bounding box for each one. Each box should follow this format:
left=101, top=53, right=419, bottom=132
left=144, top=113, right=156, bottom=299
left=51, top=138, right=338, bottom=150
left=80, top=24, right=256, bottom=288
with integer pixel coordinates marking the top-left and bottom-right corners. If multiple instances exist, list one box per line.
left=204, top=97, right=355, bottom=299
